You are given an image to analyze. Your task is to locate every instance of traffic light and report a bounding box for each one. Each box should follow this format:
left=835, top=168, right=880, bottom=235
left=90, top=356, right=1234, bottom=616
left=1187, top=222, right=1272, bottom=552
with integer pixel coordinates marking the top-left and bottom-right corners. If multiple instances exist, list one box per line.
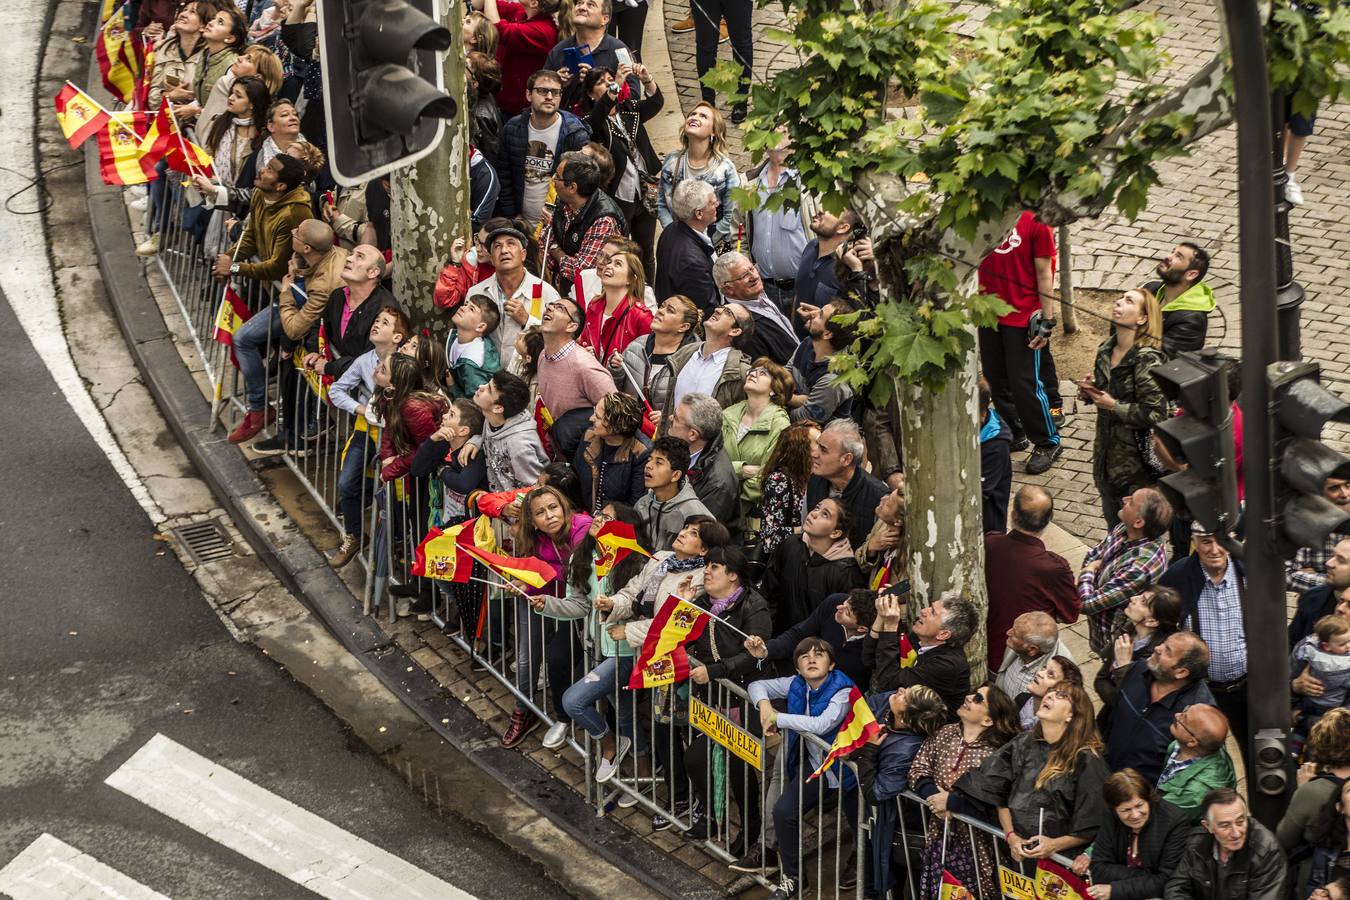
left=1151, top=349, right=1240, bottom=534
left=1252, top=729, right=1289, bottom=796
left=318, top=0, right=458, bottom=186
left=1269, top=360, right=1350, bottom=556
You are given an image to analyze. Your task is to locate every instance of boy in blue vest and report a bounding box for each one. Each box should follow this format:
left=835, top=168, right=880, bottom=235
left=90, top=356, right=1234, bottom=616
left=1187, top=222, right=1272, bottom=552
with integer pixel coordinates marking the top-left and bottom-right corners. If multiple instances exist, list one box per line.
left=748, top=637, right=861, bottom=899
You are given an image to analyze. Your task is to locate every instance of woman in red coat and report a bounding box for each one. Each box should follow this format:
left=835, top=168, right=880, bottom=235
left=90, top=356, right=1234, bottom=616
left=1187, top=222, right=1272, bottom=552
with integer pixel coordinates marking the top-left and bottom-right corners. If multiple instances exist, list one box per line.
left=580, top=249, right=653, bottom=370
left=474, top=0, right=561, bottom=117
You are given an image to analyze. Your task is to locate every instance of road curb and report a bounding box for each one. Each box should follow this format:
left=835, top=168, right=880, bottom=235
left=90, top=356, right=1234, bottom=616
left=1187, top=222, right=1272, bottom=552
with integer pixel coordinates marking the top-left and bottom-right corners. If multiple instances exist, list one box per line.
left=78, top=65, right=726, bottom=900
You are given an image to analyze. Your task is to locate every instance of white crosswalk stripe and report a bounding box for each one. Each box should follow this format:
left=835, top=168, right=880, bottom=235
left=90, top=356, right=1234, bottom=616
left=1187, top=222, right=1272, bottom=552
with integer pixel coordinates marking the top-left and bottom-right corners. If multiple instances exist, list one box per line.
left=103, top=733, right=475, bottom=900
left=0, top=833, right=170, bottom=900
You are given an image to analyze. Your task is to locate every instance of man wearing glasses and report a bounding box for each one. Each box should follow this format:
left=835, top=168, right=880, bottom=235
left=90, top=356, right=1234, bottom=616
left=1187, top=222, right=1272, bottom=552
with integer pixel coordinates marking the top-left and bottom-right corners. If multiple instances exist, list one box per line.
left=713, top=251, right=798, bottom=365
left=498, top=69, right=591, bottom=227
left=1156, top=704, right=1237, bottom=822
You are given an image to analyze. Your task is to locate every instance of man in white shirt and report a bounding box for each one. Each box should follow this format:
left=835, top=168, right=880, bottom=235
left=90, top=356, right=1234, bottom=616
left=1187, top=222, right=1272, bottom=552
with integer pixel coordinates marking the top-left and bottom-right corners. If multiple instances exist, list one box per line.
left=464, top=221, right=559, bottom=370
left=657, top=302, right=754, bottom=420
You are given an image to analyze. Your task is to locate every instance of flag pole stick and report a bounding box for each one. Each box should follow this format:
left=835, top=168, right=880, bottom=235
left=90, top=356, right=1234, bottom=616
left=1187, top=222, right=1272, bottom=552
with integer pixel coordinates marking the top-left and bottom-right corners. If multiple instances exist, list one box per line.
left=76, top=82, right=147, bottom=142
left=208, top=225, right=250, bottom=424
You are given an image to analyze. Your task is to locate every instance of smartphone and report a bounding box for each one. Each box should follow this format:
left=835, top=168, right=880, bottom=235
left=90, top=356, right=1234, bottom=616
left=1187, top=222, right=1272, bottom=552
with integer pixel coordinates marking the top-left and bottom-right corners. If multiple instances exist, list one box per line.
left=561, top=46, right=584, bottom=75
left=615, top=47, right=631, bottom=67
left=1022, top=837, right=1041, bottom=853
left=165, top=75, right=181, bottom=88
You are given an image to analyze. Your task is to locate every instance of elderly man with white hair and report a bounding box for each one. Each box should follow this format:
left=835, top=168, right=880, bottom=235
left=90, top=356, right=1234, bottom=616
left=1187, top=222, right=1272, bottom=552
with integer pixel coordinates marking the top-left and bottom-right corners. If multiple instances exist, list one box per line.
left=712, top=250, right=798, bottom=365
left=654, top=179, right=719, bottom=314
left=994, top=611, right=1076, bottom=699
left=804, top=418, right=888, bottom=549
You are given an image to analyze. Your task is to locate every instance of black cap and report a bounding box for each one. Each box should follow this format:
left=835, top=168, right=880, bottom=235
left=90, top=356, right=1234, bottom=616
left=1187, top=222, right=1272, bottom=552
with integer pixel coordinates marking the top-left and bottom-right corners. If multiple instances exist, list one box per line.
left=485, top=224, right=529, bottom=249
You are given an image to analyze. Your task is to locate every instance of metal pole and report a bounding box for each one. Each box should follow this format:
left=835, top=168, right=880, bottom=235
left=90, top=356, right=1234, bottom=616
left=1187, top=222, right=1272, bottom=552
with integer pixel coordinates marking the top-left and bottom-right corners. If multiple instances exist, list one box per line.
left=1056, top=225, right=1078, bottom=334
left=1222, top=0, right=1291, bottom=828
left=1269, top=89, right=1305, bottom=361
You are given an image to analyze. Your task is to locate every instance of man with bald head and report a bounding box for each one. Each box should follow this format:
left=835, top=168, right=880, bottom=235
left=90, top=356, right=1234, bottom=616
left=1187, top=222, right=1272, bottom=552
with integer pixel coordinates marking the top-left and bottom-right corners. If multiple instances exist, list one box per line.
left=994, top=611, right=1076, bottom=699
left=983, top=485, right=1080, bottom=669
left=1106, top=631, right=1216, bottom=784
left=1156, top=704, right=1238, bottom=821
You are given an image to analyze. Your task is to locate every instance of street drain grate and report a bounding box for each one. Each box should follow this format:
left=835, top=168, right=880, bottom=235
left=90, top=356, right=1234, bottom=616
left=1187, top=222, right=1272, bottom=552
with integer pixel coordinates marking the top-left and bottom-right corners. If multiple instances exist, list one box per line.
left=170, top=520, right=237, bottom=565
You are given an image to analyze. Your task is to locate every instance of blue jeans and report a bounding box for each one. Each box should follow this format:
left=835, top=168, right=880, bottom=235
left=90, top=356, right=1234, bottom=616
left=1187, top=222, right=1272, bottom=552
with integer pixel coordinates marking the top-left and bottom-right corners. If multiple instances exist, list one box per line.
left=337, top=431, right=377, bottom=538
left=562, top=655, right=645, bottom=752
left=235, top=303, right=282, bottom=413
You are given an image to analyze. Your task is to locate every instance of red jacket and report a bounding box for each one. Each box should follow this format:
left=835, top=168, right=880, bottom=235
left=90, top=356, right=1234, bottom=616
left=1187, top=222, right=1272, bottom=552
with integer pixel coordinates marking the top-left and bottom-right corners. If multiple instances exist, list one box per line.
left=580, top=294, right=652, bottom=365
left=494, top=1, right=559, bottom=116
left=433, top=258, right=485, bottom=310
left=380, top=396, right=449, bottom=482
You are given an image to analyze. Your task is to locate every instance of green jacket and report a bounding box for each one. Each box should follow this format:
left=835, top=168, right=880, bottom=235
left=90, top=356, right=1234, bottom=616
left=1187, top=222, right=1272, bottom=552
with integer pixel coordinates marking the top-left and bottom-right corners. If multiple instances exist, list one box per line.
left=193, top=46, right=239, bottom=107
left=1161, top=282, right=1217, bottom=314
left=1091, top=336, right=1169, bottom=494
left=449, top=337, right=501, bottom=399
left=1156, top=740, right=1237, bottom=821
left=721, top=401, right=790, bottom=508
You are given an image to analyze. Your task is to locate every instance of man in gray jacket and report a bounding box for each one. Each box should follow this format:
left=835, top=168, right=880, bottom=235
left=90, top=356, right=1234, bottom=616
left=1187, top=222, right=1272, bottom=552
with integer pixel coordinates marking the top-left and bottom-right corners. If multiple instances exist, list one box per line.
left=636, top=436, right=711, bottom=551
left=668, top=393, right=740, bottom=534
left=1165, top=788, right=1286, bottom=900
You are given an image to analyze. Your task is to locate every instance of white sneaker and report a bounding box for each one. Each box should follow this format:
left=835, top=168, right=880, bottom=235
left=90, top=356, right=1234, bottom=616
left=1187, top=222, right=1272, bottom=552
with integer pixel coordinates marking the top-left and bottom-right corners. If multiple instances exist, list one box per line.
left=1287, top=174, right=1305, bottom=206
left=128, top=196, right=148, bottom=212
left=616, top=790, right=640, bottom=808
left=542, top=722, right=568, bottom=749
left=135, top=234, right=160, bottom=256
left=595, top=736, right=632, bottom=783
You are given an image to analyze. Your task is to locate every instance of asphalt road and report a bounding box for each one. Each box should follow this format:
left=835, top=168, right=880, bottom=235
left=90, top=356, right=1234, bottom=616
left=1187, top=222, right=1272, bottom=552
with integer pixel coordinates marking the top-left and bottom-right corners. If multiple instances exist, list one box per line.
left=0, top=287, right=567, bottom=899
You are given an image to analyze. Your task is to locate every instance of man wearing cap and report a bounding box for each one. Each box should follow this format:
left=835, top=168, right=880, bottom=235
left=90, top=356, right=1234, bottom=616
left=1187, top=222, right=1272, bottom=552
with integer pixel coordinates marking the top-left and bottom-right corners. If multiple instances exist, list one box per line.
left=464, top=218, right=560, bottom=371
left=1159, top=527, right=1249, bottom=749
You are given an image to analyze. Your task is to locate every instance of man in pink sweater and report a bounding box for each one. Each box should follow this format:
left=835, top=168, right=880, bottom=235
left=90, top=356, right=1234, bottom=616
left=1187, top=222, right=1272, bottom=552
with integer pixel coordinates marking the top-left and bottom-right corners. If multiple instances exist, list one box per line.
left=538, top=298, right=616, bottom=461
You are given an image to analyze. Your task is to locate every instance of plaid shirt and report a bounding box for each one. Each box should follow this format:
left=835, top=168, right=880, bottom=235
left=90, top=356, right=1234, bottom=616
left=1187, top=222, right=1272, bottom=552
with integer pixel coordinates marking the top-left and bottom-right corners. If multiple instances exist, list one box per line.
left=1287, top=536, right=1337, bottom=593
left=542, top=205, right=622, bottom=284
left=1078, top=524, right=1169, bottom=655
left=1188, top=558, right=1247, bottom=682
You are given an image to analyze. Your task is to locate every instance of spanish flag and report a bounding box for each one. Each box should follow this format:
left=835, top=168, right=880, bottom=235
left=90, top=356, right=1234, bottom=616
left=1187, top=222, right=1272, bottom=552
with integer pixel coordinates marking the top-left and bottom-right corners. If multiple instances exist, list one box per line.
left=630, top=646, right=691, bottom=689
left=94, top=112, right=156, bottom=185
left=130, top=36, right=155, bottom=111
left=453, top=515, right=557, bottom=588
left=95, top=12, right=136, bottom=103
left=808, top=686, right=879, bottom=780
left=141, top=99, right=214, bottom=177
left=212, top=286, right=253, bottom=366
left=1034, top=860, right=1090, bottom=899
left=628, top=596, right=709, bottom=689
left=937, top=870, right=974, bottom=899
left=594, top=520, right=649, bottom=577
left=899, top=631, right=918, bottom=669
left=100, top=0, right=121, bottom=24
left=411, top=524, right=474, bottom=583
left=869, top=552, right=894, bottom=592
left=54, top=83, right=110, bottom=149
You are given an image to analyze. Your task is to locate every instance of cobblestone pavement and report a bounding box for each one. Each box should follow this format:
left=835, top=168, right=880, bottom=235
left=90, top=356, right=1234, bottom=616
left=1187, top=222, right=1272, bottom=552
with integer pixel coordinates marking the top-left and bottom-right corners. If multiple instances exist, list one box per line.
left=659, top=0, right=1350, bottom=549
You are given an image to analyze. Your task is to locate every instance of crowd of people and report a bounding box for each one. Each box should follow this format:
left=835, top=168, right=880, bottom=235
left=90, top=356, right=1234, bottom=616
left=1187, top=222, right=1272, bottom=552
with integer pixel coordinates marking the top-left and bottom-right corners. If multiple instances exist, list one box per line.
left=104, top=0, right=1350, bottom=896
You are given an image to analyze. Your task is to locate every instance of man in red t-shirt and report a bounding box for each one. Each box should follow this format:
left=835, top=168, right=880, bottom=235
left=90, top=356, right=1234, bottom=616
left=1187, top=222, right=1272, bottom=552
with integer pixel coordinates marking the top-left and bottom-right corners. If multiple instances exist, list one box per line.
left=977, top=210, right=1064, bottom=475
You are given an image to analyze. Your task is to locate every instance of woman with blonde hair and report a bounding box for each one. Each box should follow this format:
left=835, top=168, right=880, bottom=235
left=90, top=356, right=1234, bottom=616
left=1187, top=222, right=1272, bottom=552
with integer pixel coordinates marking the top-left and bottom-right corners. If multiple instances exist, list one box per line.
left=721, top=357, right=792, bottom=525
left=656, top=102, right=740, bottom=247
left=1077, top=285, right=1169, bottom=527
left=952, top=680, right=1109, bottom=865
left=462, top=10, right=499, bottom=55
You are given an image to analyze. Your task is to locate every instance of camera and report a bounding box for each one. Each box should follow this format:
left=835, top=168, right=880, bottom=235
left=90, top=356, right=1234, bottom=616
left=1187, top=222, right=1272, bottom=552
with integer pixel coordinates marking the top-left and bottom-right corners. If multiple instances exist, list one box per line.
left=850, top=220, right=869, bottom=242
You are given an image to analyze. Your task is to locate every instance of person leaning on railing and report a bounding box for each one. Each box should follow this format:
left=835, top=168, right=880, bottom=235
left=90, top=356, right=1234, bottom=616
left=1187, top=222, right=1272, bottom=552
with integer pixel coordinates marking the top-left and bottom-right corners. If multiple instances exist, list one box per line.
left=949, top=680, right=1109, bottom=866
left=853, top=684, right=948, bottom=897
left=1070, top=769, right=1190, bottom=900
left=908, top=683, right=1022, bottom=899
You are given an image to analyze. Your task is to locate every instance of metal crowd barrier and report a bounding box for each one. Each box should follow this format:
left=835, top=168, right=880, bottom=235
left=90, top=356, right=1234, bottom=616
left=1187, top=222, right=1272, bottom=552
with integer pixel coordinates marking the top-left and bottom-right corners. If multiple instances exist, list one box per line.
left=140, top=186, right=1075, bottom=898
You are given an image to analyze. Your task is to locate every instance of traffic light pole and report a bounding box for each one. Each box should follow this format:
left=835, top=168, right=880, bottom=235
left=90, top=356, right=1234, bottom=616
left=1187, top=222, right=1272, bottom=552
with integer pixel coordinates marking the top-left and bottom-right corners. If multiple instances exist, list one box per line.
left=1223, top=0, right=1291, bottom=827
left=391, top=0, right=471, bottom=340
left=1270, top=89, right=1305, bottom=362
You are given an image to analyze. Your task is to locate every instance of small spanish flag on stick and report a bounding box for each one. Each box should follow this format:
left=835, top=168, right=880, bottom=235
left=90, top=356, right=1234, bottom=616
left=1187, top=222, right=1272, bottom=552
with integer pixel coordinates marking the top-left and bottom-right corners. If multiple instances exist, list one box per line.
left=454, top=515, right=557, bottom=589
left=809, top=685, right=879, bottom=780
left=594, top=520, right=649, bottom=577
left=937, top=870, right=974, bottom=900
left=1034, top=860, right=1091, bottom=900
left=411, top=523, right=474, bottom=583
left=140, top=99, right=215, bottom=177
left=212, top=286, right=253, bottom=366
left=628, top=596, right=709, bottom=689
left=899, top=631, right=918, bottom=669
left=94, top=112, right=156, bottom=185
left=54, top=83, right=110, bottom=149
left=95, top=10, right=136, bottom=102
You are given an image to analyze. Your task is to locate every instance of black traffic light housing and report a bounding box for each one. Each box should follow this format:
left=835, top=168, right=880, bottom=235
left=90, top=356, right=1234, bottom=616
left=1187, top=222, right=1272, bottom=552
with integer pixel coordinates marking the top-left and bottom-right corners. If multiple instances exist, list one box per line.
left=1269, top=360, right=1350, bottom=557
left=1151, top=349, right=1240, bottom=535
left=319, top=0, right=458, bottom=185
